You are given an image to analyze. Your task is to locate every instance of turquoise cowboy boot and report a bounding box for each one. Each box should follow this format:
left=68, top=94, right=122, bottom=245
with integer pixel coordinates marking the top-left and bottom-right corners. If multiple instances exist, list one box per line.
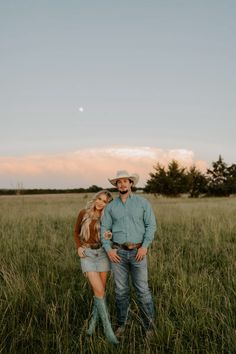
left=87, top=298, right=98, bottom=335
left=94, top=296, right=119, bottom=344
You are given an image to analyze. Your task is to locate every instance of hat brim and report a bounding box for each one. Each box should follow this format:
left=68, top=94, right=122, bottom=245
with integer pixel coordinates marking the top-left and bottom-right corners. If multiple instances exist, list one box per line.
left=108, top=174, right=139, bottom=187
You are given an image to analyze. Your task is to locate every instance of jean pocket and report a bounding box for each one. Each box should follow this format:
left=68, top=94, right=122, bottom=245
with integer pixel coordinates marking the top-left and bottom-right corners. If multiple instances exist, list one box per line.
left=84, top=248, right=90, bottom=257
left=116, top=248, right=124, bottom=257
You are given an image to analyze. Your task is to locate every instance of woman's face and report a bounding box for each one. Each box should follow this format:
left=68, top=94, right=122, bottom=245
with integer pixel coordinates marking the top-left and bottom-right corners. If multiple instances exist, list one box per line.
left=94, top=193, right=109, bottom=211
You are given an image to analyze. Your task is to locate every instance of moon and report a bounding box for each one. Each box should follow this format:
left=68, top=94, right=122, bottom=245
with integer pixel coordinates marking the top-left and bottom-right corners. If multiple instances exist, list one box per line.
left=79, top=107, right=84, bottom=112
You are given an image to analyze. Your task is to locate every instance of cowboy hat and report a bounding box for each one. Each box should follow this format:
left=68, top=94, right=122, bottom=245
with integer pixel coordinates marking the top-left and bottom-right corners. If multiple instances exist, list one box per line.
left=108, top=170, right=139, bottom=186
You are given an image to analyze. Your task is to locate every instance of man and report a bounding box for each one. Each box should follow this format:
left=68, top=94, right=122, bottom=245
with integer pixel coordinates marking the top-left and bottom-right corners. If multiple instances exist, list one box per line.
left=101, top=170, right=157, bottom=337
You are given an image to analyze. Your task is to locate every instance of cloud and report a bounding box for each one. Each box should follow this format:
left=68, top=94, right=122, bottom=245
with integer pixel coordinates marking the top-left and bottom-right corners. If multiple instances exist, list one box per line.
left=0, top=146, right=208, bottom=188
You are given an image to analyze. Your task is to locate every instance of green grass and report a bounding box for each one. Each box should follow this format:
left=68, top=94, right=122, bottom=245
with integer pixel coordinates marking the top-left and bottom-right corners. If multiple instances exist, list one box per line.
left=0, top=194, right=235, bottom=353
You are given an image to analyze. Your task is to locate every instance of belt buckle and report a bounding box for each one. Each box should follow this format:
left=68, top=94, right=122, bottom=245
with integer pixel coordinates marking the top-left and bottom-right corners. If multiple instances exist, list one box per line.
left=123, top=242, right=135, bottom=250
left=91, top=244, right=101, bottom=250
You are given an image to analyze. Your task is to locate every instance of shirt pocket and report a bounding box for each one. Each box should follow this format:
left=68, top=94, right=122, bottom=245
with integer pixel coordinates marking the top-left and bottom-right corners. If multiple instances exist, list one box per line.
left=111, top=214, right=125, bottom=232
left=130, top=207, right=143, bottom=222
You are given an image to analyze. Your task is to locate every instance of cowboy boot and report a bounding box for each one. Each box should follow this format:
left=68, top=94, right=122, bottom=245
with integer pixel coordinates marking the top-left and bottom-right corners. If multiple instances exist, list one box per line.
left=87, top=297, right=98, bottom=335
left=94, top=296, right=119, bottom=344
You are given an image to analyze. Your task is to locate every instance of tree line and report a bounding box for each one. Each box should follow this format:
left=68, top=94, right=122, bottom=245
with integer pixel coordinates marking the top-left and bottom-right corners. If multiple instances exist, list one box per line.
left=0, top=184, right=126, bottom=196
left=144, top=155, right=236, bottom=197
left=0, top=185, right=111, bottom=196
left=1, top=155, right=235, bottom=197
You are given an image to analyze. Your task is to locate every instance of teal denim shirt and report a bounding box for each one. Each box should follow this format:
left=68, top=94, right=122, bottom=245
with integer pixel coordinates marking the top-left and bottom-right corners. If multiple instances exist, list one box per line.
left=101, top=194, right=157, bottom=252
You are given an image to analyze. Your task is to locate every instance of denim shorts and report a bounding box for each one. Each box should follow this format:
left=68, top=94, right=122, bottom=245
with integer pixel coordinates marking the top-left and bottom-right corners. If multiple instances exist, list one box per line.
left=80, top=247, right=111, bottom=273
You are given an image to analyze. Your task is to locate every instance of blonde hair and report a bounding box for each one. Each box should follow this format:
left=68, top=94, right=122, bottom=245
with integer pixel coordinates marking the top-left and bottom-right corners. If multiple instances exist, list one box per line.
left=80, top=190, right=113, bottom=242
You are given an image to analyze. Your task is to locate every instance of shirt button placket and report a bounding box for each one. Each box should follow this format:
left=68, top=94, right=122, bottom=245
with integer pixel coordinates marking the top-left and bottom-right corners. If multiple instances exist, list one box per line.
left=124, top=204, right=128, bottom=242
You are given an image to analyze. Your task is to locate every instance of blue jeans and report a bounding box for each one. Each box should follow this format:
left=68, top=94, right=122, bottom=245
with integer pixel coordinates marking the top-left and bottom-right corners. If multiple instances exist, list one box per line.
left=111, top=248, right=154, bottom=330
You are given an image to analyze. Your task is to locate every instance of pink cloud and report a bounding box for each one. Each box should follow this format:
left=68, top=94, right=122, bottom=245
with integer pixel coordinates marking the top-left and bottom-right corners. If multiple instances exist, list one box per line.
left=0, top=146, right=208, bottom=188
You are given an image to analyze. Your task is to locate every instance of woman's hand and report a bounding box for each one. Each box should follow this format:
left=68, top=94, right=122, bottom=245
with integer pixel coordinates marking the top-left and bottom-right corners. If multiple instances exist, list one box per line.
left=104, top=230, right=112, bottom=240
left=78, top=247, right=86, bottom=258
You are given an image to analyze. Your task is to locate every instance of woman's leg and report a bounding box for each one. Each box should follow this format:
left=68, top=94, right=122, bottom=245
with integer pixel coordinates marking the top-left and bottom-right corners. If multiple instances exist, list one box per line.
left=94, top=296, right=119, bottom=344
left=86, top=272, right=118, bottom=343
left=99, top=271, right=108, bottom=291
left=86, top=271, right=107, bottom=297
left=86, top=271, right=105, bottom=335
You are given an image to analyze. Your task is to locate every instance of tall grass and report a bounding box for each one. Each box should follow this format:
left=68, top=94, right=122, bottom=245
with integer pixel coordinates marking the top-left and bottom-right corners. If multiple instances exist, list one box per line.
left=0, top=194, right=235, bottom=353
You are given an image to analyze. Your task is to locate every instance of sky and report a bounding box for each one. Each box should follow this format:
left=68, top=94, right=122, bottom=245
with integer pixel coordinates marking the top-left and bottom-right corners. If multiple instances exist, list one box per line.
left=0, top=0, right=235, bottom=188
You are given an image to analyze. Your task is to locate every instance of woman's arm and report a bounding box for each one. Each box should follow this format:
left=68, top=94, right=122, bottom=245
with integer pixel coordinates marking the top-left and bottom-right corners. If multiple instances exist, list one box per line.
left=74, top=209, right=85, bottom=249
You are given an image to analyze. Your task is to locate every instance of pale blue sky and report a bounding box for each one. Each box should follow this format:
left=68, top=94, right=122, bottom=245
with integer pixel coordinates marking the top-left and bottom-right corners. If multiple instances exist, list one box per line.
left=0, top=1, right=235, bottom=187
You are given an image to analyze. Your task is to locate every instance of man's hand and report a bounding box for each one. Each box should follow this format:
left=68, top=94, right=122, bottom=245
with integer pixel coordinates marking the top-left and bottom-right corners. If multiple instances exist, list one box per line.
left=135, top=247, right=148, bottom=261
left=107, top=249, right=121, bottom=263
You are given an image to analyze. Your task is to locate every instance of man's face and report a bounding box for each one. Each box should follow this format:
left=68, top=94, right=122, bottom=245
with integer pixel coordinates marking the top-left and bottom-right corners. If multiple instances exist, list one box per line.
left=116, top=178, right=133, bottom=195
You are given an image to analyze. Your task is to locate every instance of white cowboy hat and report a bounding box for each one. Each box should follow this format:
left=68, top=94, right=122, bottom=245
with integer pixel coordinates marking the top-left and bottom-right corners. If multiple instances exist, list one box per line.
left=108, top=170, right=139, bottom=186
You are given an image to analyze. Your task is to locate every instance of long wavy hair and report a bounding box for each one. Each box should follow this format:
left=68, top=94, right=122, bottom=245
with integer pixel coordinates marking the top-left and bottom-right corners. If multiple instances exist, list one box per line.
left=79, top=190, right=113, bottom=242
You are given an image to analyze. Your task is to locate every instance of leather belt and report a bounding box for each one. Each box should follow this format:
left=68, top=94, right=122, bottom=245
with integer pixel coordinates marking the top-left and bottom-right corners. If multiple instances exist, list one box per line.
left=83, top=243, right=101, bottom=250
left=112, top=242, right=142, bottom=251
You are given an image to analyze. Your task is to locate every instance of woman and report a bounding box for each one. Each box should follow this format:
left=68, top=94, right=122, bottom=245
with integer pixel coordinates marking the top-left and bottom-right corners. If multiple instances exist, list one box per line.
left=74, top=190, right=118, bottom=344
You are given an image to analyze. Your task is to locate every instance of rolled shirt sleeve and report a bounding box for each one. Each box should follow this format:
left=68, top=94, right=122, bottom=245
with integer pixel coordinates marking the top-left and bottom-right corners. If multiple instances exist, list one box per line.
left=101, top=205, right=113, bottom=252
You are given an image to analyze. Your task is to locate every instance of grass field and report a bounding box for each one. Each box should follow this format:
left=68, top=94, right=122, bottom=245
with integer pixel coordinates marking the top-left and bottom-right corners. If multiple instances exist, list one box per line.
left=0, top=193, right=235, bottom=354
